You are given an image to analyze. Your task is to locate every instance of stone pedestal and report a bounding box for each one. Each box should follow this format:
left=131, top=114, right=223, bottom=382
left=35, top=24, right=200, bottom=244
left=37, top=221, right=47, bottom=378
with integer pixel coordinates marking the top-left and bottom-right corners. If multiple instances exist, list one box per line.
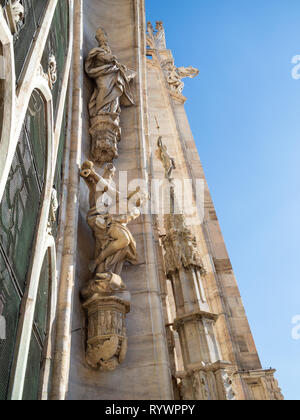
left=82, top=279, right=131, bottom=372
left=178, top=361, right=236, bottom=401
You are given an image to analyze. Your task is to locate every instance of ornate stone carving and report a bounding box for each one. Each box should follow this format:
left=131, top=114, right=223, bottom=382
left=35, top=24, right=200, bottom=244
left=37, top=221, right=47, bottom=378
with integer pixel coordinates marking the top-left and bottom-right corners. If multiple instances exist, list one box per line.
left=82, top=293, right=130, bottom=371
left=261, top=375, right=284, bottom=401
left=85, top=28, right=136, bottom=165
left=47, top=187, right=59, bottom=235
left=192, top=371, right=209, bottom=400
left=80, top=161, right=144, bottom=277
left=81, top=272, right=126, bottom=300
left=218, top=370, right=236, bottom=400
left=156, top=136, right=176, bottom=181
left=5, top=0, right=24, bottom=34
left=38, top=54, right=57, bottom=90
left=162, top=213, right=205, bottom=277
left=147, top=21, right=166, bottom=50
left=146, top=22, right=155, bottom=49
left=178, top=363, right=237, bottom=401
left=162, top=59, right=199, bottom=94
left=47, top=54, right=57, bottom=90
left=240, top=369, right=284, bottom=400
left=177, top=377, right=189, bottom=401
left=80, top=160, right=146, bottom=370
left=11, top=0, right=24, bottom=23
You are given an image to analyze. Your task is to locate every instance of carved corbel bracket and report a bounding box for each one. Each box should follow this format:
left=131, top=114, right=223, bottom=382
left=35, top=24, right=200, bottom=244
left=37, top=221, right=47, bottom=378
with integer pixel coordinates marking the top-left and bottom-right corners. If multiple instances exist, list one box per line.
left=177, top=361, right=237, bottom=401
left=81, top=277, right=131, bottom=371
left=89, top=116, right=121, bottom=165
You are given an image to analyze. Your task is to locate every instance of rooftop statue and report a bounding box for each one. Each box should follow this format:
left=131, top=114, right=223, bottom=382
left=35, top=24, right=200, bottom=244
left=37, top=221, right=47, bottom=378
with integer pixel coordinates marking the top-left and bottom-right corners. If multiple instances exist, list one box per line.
left=162, top=59, right=199, bottom=94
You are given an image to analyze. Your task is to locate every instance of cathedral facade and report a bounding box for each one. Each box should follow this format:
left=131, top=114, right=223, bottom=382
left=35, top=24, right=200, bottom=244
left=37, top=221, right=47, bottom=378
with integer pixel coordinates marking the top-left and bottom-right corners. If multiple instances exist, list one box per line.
left=0, top=0, right=283, bottom=400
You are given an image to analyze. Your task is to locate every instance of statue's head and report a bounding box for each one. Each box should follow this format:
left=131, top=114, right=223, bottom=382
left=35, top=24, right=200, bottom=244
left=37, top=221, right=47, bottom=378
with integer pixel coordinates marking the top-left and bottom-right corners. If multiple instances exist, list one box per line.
left=147, top=21, right=153, bottom=31
left=96, top=27, right=108, bottom=45
left=162, top=58, right=175, bottom=72
left=156, top=21, right=164, bottom=31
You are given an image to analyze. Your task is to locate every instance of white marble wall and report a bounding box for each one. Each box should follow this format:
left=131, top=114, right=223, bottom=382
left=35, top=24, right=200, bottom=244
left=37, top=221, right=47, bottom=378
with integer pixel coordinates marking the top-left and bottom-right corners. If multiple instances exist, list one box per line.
left=67, top=0, right=173, bottom=400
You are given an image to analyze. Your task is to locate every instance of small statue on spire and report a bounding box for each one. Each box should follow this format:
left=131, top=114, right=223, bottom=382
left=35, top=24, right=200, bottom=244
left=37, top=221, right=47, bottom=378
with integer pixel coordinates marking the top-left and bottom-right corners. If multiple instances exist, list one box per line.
left=156, top=136, right=176, bottom=182
left=146, top=21, right=167, bottom=50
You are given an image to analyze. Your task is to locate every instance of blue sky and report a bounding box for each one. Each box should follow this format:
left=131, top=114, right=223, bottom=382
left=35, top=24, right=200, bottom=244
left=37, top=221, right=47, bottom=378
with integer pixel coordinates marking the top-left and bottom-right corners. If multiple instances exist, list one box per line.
left=147, top=0, right=300, bottom=400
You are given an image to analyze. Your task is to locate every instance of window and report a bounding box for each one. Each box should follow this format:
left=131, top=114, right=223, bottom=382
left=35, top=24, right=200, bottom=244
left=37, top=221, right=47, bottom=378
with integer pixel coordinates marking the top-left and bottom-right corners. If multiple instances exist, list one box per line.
left=0, top=251, right=21, bottom=400
left=41, top=0, right=69, bottom=119
left=0, top=89, right=47, bottom=400
left=13, top=0, right=48, bottom=81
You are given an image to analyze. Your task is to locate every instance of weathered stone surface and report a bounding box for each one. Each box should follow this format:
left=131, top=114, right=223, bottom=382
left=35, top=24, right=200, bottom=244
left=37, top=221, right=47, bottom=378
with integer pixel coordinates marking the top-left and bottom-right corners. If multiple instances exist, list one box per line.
left=31, top=0, right=282, bottom=401
left=79, top=157, right=146, bottom=372
left=68, top=0, right=173, bottom=401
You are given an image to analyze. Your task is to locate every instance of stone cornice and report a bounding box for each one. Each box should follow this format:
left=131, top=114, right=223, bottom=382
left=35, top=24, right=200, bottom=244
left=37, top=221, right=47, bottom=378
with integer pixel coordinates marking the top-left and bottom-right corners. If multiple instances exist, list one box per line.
left=238, top=368, right=277, bottom=378
left=185, top=360, right=236, bottom=375
left=174, top=310, right=219, bottom=330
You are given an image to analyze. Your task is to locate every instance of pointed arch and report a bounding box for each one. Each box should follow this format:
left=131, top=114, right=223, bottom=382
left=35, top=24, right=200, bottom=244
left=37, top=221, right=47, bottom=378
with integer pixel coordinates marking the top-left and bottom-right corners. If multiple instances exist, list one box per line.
left=4, top=80, right=55, bottom=400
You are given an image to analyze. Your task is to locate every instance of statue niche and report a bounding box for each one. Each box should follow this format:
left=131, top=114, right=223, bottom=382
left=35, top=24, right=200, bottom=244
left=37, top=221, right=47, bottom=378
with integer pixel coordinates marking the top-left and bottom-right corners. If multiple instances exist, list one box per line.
left=85, top=28, right=136, bottom=166
left=80, top=161, right=146, bottom=371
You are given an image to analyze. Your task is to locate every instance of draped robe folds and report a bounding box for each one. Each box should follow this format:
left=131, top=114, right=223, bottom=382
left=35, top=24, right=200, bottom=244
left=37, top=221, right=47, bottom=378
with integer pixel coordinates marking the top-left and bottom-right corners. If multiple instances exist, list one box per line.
left=85, top=47, right=135, bottom=119
left=87, top=209, right=138, bottom=276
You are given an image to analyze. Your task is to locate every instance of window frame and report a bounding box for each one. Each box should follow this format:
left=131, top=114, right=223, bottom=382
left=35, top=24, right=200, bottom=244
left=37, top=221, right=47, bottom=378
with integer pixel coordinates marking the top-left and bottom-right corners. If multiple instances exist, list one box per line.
left=8, top=77, right=55, bottom=401
left=0, top=0, right=73, bottom=400
left=23, top=237, right=57, bottom=401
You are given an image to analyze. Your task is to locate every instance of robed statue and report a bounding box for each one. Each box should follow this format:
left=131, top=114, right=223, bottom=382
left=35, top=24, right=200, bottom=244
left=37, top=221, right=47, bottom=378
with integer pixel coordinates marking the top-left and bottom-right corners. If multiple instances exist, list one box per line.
left=85, top=28, right=136, bottom=165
